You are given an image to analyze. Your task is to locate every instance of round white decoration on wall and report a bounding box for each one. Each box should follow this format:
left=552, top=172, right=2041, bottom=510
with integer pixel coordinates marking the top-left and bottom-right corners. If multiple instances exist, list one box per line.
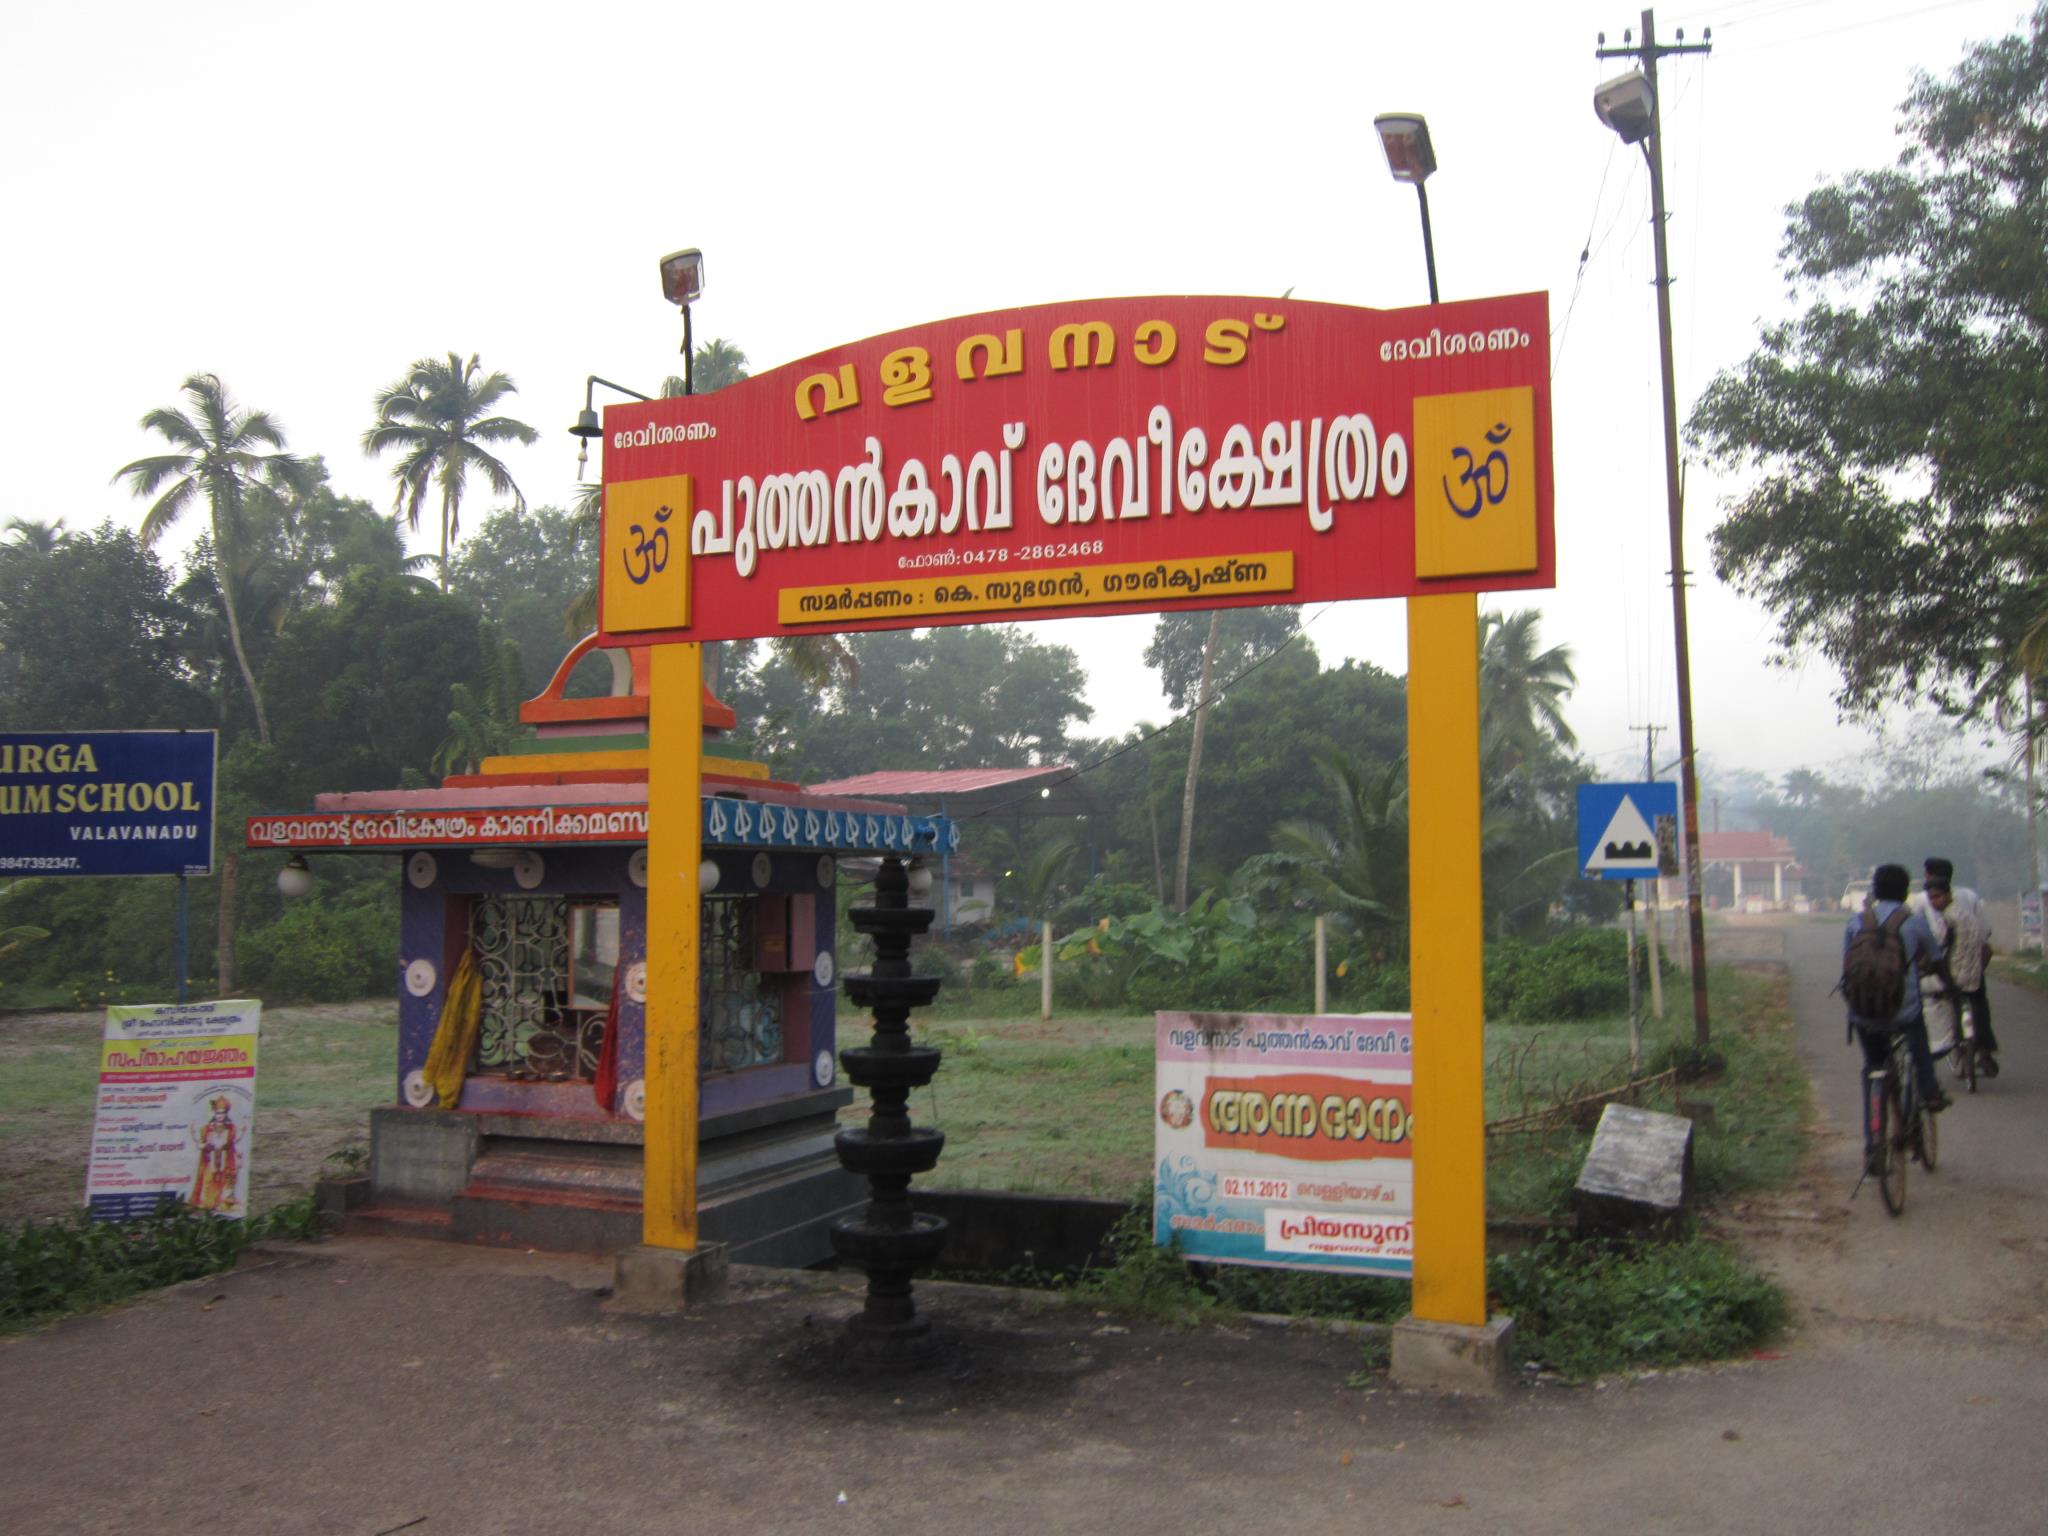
left=403, top=1069, right=434, bottom=1108
left=404, top=958, right=437, bottom=997
left=513, top=851, right=545, bottom=889
left=623, top=1079, right=647, bottom=1122
left=751, top=852, right=773, bottom=889
left=813, top=950, right=835, bottom=987
left=814, top=1049, right=836, bottom=1088
left=628, top=848, right=649, bottom=888
left=624, top=961, right=648, bottom=1004
left=406, top=852, right=437, bottom=889
left=817, top=856, right=835, bottom=888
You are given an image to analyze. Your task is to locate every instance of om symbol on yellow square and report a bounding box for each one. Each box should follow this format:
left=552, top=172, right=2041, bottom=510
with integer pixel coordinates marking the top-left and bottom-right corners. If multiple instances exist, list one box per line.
left=1412, top=387, right=1538, bottom=579
left=602, top=474, right=693, bottom=634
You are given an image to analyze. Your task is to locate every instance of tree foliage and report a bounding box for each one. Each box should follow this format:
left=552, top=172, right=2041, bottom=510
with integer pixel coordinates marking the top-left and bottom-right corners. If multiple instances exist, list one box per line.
left=362, top=351, right=537, bottom=592
left=1689, top=7, right=2048, bottom=719
left=114, top=372, right=315, bottom=743
left=729, top=625, right=1092, bottom=784
left=0, top=523, right=204, bottom=730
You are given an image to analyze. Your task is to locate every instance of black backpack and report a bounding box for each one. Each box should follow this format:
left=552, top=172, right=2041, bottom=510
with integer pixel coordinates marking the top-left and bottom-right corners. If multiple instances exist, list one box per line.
left=1841, top=902, right=1910, bottom=1021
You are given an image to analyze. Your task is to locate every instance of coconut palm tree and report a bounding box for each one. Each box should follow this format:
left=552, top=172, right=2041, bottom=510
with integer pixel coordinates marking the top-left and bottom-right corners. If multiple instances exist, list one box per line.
left=1266, top=752, right=1410, bottom=941
left=2, top=517, right=65, bottom=558
left=362, top=352, right=537, bottom=592
left=659, top=337, right=750, bottom=398
left=1479, top=607, right=1578, bottom=775
left=114, top=373, right=314, bottom=744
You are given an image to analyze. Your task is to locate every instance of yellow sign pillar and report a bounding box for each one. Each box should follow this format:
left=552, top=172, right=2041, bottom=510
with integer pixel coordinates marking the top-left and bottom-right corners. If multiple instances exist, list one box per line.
left=1404, top=591, right=1488, bottom=1326
left=642, top=641, right=703, bottom=1249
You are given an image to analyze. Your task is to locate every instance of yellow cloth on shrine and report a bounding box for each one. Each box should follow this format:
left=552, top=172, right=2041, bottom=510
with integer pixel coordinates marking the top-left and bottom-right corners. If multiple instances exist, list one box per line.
left=422, top=951, right=483, bottom=1110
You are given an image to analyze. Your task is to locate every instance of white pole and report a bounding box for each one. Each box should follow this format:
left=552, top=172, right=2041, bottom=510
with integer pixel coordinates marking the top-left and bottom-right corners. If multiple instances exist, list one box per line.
left=1647, top=880, right=1665, bottom=1019
left=1041, top=919, right=1053, bottom=1023
left=1314, top=914, right=1327, bottom=1014
left=1626, top=879, right=1642, bottom=1073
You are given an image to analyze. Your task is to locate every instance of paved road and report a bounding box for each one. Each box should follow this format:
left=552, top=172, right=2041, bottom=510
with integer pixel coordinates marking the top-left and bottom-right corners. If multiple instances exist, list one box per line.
left=1747, top=922, right=2048, bottom=1341
left=3, top=924, right=2044, bottom=1535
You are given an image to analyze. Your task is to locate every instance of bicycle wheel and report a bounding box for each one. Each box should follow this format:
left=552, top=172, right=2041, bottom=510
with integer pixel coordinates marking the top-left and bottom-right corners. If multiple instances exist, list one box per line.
left=1877, top=1074, right=1907, bottom=1215
left=1944, top=1000, right=1971, bottom=1081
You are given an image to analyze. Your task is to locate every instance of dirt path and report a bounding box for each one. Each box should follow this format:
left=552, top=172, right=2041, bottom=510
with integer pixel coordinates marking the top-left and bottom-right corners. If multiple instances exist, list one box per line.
left=1721, top=920, right=2048, bottom=1343
left=6, top=929, right=2047, bottom=1532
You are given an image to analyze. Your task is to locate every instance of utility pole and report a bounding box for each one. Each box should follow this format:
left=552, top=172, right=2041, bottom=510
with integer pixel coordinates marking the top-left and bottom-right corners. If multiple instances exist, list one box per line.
left=1598, top=9, right=1714, bottom=1048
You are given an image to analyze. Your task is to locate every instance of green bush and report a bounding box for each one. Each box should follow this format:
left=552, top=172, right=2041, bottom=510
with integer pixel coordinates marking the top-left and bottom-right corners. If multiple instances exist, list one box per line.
left=1486, top=927, right=1653, bottom=1023
left=238, top=896, right=396, bottom=1003
left=1490, top=1236, right=1786, bottom=1380
left=1, top=1198, right=325, bottom=1332
left=1075, top=1194, right=1409, bottom=1326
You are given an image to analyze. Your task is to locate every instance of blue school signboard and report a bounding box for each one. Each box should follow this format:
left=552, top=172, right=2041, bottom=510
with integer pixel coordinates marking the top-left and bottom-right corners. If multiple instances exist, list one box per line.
left=0, top=731, right=217, bottom=878
left=1576, top=781, right=1679, bottom=881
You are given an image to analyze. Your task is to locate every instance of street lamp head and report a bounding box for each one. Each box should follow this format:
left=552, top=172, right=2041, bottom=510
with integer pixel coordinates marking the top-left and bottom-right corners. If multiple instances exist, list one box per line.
left=1372, top=113, right=1436, bottom=184
left=278, top=853, right=314, bottom=900
left=1594, top=70, right=1655, bottom=145
left=658, top=247, right=705, bottom=307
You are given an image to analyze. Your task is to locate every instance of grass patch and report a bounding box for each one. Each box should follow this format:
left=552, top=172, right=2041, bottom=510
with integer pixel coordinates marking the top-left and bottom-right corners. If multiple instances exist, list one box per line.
left=0, top=1196, right=325, bottom=1334
left=1484, top=963, right=1807, bottom=1220
left=842, top=1011, right=1159, bottom=1197
left=0, top=1002, right=398, bottom=1222
left=1991, top=954, right=2048, bottom=995
left=849, top=960, right=1805, bottom=1218
left=1073, top=1198, right=1784, bottom=1382
left=1067, top=1200, right=1412, bottom=1328
left=1490, top=1235, right=1786, bottom=1380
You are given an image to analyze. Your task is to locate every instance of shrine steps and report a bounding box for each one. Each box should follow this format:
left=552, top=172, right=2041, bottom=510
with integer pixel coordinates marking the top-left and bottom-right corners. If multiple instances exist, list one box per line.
left=338, top=1094, right=864, bottom=1268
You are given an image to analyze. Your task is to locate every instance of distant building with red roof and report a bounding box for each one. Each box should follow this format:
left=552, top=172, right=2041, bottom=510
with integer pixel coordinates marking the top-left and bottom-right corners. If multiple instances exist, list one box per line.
left=1658, top=828, right=1809, bottom=910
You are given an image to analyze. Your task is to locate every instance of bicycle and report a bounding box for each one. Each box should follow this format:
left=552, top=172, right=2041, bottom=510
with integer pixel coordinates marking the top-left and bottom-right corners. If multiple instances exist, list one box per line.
left=1937, top=991, right=1982, bottom=1093
left=1925, top=999, right=1990, bottom=1097
left=1862, top=1027, right=1938, bottom=1216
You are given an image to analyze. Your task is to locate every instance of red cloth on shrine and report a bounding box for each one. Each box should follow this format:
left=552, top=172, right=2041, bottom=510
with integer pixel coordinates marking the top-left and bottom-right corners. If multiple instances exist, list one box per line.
left=593, top=982, right=622, bottom=1113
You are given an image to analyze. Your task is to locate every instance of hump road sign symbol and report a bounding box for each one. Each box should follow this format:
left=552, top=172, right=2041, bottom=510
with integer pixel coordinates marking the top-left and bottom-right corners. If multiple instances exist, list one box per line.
left=1576, top=782, right=1679, bottom=881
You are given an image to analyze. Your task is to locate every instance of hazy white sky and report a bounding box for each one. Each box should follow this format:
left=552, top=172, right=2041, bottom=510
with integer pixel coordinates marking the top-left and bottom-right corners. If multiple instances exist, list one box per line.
left=2, top=0, right=2028, bottom=783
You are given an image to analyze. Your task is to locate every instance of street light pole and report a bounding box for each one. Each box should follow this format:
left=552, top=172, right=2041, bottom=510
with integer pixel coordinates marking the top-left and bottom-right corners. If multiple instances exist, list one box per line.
left=1597, top=9, right=1714, bottom=1049
left=1376, top=111, right=1492, bottom=1336
left=1414, top=181, right=1440, bottom=305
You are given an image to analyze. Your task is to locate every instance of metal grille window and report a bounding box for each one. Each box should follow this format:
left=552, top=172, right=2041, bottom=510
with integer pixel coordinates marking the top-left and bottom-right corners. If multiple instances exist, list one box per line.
left=471, top=895, right=604, bottom=1081
left=701, top=897, right=783, bottom=1073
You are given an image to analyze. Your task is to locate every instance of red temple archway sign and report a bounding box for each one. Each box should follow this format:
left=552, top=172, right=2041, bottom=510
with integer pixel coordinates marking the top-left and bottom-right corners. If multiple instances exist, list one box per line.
left=598, top=293, right=1552, bottom=646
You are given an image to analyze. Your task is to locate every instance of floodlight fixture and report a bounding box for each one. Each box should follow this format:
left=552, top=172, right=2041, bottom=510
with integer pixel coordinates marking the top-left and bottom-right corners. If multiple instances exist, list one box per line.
left=1372, top=113, right=1437, bottom=184
left=658, top=247, right=706, bottom=393
left=1375, top=109, right=1440, bottom=304
left=1594, top=70, right=1655, bottom=145
left=658, top=248, right=705, bottom=308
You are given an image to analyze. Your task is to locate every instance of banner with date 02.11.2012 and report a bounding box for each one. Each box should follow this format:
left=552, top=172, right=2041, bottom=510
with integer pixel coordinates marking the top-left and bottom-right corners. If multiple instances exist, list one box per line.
left=1154, top=1010, right=1414, bottom=1277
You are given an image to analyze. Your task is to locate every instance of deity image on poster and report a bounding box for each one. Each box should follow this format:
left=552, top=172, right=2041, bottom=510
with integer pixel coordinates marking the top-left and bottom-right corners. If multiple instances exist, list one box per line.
left=186, top=1088, right=248, bottom=1214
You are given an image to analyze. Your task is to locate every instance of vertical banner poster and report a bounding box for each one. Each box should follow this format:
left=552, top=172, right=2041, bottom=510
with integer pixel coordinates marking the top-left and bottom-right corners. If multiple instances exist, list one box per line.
left=1154, top=1011, right=1414, bottom=1276
left=84, top=999, right=261, bottom=1221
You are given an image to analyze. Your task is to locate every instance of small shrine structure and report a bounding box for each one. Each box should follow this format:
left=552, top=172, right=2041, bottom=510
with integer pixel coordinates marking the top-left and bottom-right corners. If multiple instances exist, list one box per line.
left=246, top=634, right=956, bottom=1264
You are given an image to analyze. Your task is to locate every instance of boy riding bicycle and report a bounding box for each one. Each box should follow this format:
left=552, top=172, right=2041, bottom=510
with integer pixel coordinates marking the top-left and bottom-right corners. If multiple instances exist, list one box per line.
left=1845, top=863, right=1951, bottom=1115
left=1914, top=857, right=2001, bottom=1077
